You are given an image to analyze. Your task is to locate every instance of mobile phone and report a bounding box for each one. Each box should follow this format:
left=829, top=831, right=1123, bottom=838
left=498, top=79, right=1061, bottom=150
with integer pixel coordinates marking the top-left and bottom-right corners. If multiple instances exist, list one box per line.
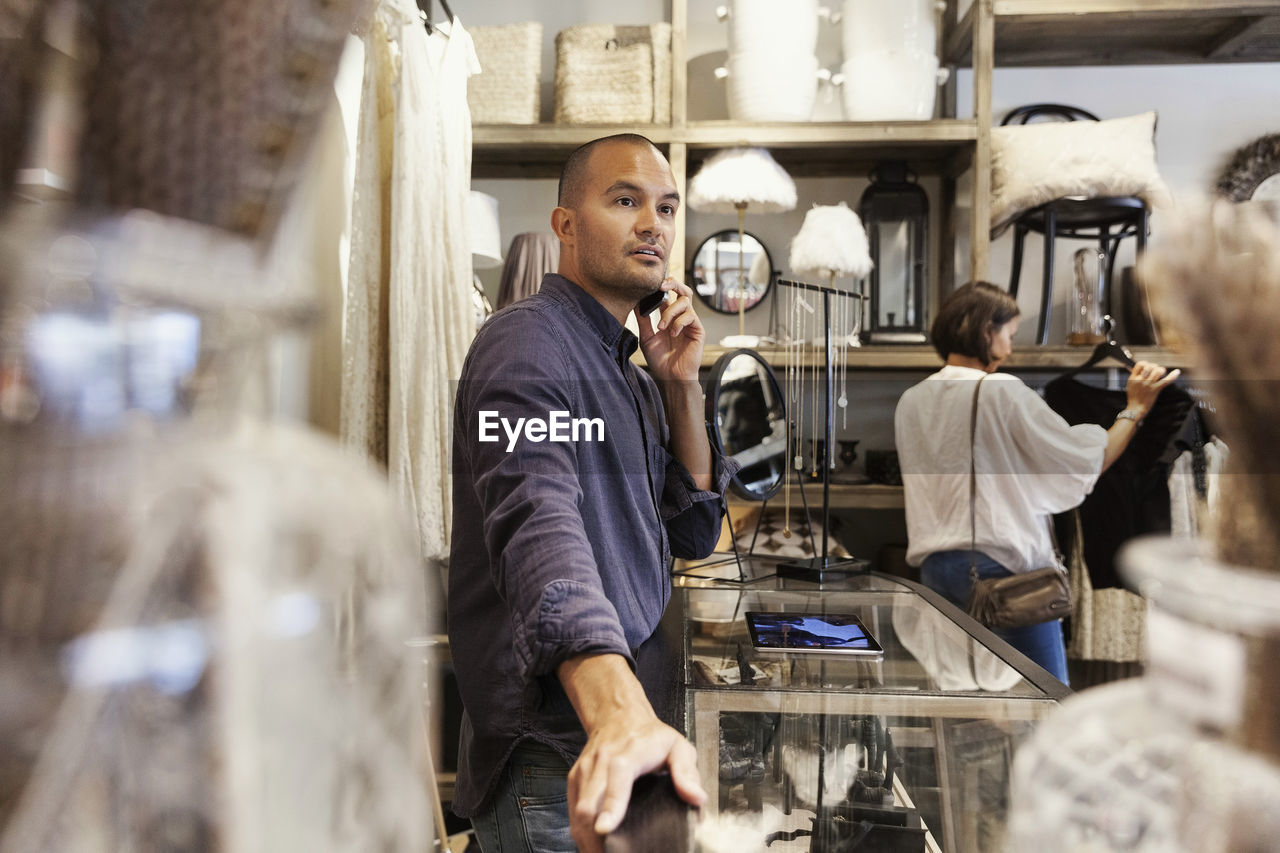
left=636, top=288, right=667, bottom=315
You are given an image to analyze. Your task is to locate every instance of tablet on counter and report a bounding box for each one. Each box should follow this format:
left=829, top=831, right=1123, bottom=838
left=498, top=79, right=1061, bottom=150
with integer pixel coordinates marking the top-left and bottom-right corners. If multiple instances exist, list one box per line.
left=745, top=611, right=884, bottom=657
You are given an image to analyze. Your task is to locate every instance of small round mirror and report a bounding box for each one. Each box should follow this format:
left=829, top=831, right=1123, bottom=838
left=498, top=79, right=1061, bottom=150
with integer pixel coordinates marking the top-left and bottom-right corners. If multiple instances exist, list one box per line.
left=705, top=349, right=786, bottom=501
left=689, top=230, right=773, bottom=315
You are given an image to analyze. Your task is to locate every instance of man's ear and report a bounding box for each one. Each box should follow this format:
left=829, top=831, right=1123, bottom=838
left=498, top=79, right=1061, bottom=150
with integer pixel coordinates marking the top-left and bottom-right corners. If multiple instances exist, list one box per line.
left=551, top=206, right=573, bottom=244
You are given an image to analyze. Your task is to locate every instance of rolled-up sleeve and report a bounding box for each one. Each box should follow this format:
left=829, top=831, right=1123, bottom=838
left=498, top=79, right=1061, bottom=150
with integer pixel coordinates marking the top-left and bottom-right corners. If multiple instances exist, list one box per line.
left=660, top=448, right=739, bottom=559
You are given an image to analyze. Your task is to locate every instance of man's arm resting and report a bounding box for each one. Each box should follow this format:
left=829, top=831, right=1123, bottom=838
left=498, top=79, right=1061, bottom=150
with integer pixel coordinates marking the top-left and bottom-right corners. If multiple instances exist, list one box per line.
left=557, top=653, right=706, bottom=853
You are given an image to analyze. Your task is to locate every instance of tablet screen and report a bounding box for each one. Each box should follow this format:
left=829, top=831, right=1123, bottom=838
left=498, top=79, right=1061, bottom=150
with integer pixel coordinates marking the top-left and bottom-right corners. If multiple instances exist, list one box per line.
left=745, top=611, right=884, bottom=656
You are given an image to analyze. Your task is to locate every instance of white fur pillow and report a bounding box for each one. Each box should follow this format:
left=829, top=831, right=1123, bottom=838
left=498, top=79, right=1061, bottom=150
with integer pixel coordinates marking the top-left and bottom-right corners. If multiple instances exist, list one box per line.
left=989, top=111, right=1172, bottom=238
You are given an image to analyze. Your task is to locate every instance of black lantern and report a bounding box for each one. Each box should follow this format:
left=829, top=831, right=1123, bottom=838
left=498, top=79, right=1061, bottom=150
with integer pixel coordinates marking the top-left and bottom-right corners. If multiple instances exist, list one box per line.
left=858, top=162, right=928, bottom=343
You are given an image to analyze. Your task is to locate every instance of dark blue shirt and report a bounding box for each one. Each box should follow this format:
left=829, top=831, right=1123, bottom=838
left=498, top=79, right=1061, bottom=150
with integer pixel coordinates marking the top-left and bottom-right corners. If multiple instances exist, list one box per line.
left=447, top=274, right=736, bottom=817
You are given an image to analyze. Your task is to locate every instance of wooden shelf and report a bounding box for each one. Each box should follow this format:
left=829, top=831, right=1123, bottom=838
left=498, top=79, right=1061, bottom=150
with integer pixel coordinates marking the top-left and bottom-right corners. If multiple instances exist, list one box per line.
left=472, top=124, right=678, bottom=178
left=473, top=120, right=978, bottom=179
left=947, top=0, right=1280, bottom=66
left=696, top=344, right=1189, bottom=371
left=683, top=121, right=979, bottom=177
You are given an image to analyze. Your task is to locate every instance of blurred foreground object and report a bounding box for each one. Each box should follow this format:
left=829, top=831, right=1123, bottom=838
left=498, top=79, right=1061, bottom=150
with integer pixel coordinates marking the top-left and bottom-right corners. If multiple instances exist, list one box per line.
left=0, top=0, right=443, bottom=846
left=1009, top=538, right=1280, bottom=853
left=1011, top=203, right=1280, bottom=852
left=0, top=213, right=434, bottom=851
left=72, top=0, right=366, bottom=241
left=0, top=0, right=367, bottom=238
left=0, top=0, right=52, bottom=208
left=1137, top=199, right=1280, bottom=570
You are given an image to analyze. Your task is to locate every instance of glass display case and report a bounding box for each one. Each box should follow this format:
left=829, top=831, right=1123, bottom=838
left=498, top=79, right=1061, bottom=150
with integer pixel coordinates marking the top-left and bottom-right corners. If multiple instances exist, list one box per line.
left=671, top=566, right=1069, bottom=853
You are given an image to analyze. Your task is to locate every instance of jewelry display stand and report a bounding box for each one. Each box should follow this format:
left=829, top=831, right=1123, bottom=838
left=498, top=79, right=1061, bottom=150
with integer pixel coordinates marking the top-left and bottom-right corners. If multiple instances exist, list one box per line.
left=775, top=279, right=871, bottom=582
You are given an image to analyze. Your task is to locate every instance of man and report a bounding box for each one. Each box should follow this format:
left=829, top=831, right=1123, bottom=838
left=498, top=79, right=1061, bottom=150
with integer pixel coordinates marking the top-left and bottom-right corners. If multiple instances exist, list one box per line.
left=449, top=134, right=736, bottom=852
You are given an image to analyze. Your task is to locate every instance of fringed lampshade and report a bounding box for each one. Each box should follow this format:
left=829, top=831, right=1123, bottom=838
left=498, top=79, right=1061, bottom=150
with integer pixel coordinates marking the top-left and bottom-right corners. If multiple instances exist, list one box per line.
left=688, top=148, right=798, bottom=214
left=790, top=202, right=874, bottom=346
left=688, top=148, right=797, bottom=345
left=789, top=202, right=873, bottom=279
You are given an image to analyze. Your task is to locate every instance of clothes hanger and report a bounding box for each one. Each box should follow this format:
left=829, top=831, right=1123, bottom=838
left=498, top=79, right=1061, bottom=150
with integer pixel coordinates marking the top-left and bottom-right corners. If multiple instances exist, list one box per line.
left=1066, top=315, right=1135, bottom=375
left=415, top=0, right=455, bottom=35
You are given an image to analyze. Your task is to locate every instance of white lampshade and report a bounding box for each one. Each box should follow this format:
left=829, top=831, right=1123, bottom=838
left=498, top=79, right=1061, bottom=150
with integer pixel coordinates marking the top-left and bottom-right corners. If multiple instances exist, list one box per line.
left=789, top=202, right=873, bottom=278
left=687, top=148, right=797, bottom=213
left=468, top=191, right=503, bottom=269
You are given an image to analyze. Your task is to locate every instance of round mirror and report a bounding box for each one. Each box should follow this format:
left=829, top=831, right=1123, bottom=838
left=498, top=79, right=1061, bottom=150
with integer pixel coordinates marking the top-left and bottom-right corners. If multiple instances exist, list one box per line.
left=689, top=230, right=773, bottom=315
left=705, top=349, right=787, bottom=501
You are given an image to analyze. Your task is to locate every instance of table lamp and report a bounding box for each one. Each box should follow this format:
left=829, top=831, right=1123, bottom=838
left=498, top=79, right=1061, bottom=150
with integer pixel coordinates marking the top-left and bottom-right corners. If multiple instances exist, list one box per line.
left=789, top=202, right=873, bottom=346
left=688, top=147, right=796, bottom=346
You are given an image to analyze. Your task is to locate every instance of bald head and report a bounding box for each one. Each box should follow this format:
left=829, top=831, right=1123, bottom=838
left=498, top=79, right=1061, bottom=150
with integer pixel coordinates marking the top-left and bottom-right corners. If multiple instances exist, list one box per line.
left=557, top=133, right=664, bottom=209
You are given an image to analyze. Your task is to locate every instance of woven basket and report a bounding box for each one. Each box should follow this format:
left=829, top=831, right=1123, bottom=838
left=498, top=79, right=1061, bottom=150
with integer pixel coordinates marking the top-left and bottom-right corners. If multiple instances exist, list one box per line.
left=468, top=23, right=542, bottom=125
left=554, top=23, right=671, bottom=125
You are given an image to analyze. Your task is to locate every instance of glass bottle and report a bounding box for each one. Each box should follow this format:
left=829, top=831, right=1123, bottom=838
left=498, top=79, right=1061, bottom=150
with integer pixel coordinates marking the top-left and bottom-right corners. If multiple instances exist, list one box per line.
left=1068, top=247, right=1107, bottom=346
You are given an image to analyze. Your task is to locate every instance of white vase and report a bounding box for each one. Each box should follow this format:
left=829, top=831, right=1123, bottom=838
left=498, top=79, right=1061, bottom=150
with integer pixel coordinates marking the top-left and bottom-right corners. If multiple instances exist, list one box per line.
left=842, top=0, right=939, bottom=56
left=728, top=0, right=819, bottom=56
left=726, top=52, right=820, bottom=122
left=840, top=50, right=939, bottom=121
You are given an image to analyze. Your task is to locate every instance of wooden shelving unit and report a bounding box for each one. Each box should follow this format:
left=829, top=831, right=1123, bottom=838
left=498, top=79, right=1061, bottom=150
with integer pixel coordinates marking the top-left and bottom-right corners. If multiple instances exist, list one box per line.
left=472, top=0, right=994, bottom=282
left=477, top=2, right=1255, bottom=412
left=947, top=0, right=1280, bottom=67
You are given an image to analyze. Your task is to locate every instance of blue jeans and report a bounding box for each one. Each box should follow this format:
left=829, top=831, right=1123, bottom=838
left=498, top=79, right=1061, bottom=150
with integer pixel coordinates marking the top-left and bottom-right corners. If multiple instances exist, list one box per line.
left=470, top=742, right=575, bottom=853
left=920, top=550, right=1070, bottom=685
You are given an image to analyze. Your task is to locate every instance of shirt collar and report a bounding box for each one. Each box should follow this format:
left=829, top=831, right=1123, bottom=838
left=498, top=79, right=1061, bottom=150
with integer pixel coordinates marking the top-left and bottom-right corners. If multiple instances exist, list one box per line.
left=539, top=273, right=639, bottom=361
left=934, top=364, right=990, bottom=379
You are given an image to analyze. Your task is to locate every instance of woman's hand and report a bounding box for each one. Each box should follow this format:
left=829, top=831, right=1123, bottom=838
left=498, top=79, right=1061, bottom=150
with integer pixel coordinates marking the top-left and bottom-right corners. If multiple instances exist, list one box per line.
left=1123, top=361, right=1182, bottom=417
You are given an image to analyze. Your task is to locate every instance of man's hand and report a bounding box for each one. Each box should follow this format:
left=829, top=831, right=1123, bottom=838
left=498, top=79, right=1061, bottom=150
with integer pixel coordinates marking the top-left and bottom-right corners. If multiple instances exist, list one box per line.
left=636, top=277, right=705, bottom=383
left=558, top=654, right=707, bottom=853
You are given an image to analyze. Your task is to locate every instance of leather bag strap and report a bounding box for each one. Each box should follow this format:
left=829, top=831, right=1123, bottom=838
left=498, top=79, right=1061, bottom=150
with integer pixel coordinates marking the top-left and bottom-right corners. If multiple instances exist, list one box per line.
left=969, top=375, right=987, bottom=586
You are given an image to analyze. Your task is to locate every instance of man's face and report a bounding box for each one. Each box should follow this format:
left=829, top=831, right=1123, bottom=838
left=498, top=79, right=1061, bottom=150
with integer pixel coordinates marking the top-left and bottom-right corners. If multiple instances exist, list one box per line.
left=566, top=142, right=679, bottom=303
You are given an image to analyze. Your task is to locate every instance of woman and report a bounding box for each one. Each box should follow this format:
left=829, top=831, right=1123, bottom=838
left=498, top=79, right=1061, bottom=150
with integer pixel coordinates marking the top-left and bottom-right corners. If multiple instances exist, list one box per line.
left=894, top=282, right=1179, bottom=683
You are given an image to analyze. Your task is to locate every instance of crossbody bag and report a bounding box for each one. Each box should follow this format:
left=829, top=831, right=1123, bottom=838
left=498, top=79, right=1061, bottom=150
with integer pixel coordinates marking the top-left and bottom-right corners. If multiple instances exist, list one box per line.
left=965, top=375, right=1073, bottom=630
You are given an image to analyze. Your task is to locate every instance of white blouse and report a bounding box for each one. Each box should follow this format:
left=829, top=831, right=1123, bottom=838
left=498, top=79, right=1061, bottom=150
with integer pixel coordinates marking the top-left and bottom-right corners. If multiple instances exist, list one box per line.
left=895, top=365, right=1107, bottom=573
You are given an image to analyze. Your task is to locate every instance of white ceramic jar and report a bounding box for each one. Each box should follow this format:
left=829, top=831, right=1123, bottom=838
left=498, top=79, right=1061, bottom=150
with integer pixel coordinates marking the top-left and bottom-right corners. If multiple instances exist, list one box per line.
left=727, top=52, right=821, bottom=122
left=726, top=0, right=820, bottom=56
left=842, top=0, right=939, bottom=56
left=840, top=50, right=940, bottom=121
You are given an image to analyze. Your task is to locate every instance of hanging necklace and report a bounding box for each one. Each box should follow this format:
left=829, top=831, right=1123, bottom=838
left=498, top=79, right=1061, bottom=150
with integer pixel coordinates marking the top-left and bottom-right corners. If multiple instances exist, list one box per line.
left=784, top=288, right=800, bottom=537
left=837, top=275, right=850, bottom=431
left=810, top=283, right=822, bottom=480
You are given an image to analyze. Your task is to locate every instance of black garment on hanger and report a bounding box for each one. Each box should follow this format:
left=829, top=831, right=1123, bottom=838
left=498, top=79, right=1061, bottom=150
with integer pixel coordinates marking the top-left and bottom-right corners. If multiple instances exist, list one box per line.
left=1044, top=375, right=1195, bottom=589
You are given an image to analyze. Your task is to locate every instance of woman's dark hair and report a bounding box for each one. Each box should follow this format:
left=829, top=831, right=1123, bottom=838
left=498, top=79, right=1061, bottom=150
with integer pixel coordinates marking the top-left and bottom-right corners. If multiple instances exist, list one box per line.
left=930, top=281, right=1020, bottom=365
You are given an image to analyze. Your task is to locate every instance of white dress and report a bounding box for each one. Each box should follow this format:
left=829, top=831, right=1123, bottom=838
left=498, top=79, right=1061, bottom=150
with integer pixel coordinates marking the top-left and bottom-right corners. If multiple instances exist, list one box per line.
left=344, top=2, right=480, bottom=562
